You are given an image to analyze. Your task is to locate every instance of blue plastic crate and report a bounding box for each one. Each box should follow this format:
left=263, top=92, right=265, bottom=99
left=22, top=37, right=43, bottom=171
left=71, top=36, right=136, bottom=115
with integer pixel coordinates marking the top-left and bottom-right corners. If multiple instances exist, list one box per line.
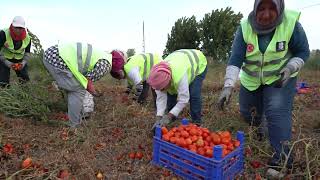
left=152, top=119, right=245, bottom=180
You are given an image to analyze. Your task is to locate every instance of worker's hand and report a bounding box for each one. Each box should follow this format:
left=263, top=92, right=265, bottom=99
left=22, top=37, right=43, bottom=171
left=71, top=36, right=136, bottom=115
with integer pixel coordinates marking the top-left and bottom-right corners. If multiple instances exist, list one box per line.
left=275, top=66, right=293, bottom=88
left=151, top=114, right=174, bottom=134
left=86, top=78, right=98, bottom=97
left=217, top=87, right=233, bottom=110
left=11, top=63, right=23, bottom=71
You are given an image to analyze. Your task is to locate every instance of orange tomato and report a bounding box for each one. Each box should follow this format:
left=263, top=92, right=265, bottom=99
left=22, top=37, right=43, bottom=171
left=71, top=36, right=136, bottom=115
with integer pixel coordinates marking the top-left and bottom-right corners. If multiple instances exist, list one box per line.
left=197, top=147, right=205, bottom=156
left=191, top=135, right=198, bottom=142
left=21, top=157, right=32, bottom=169
left=227, top=144, right=234, bottom=151
left=174, top=132, right=181, bottom=138
left=180, top=130, right=189, bottom=138
left=202, top=132, right=208, bottom=139
left=221, top=137, right=231, bottom=145
left=161, top=127, right=168, bottom=135
left=205, top=135, right=212, bottom=142
left=211, top=134, right=221, bottom=144
left=205, top=149, right=213, bottom=158
left=220, top=131, right=231, bottom=139
left=185, top=138, right=192, bottom=145
left=162, top=134, right=170, bottom=142
left=189, top=128, right=198, bottom=136
left=169, top=137, right=177, bottom=144
left=233, top=140, right=240, bottom=147
left=58, top=169, right=70, bottom=179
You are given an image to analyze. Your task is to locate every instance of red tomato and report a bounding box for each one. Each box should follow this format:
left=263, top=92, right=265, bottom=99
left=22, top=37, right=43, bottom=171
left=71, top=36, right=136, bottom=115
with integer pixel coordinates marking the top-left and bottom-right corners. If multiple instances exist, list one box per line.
left=129, top=152, right=136, bottom=159
left=135, top=152, right=143, bottom=159
left=3, top=143, right=14, bottom=154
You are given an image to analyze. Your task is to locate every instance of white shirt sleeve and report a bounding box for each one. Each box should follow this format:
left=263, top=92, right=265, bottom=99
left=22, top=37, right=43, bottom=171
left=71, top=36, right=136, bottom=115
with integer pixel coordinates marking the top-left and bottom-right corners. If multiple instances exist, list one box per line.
left=169, top=73, right=189, bottom=117
left=155, top=90, right=167, bottom=117
left=127, top=67, right=142, bottom=86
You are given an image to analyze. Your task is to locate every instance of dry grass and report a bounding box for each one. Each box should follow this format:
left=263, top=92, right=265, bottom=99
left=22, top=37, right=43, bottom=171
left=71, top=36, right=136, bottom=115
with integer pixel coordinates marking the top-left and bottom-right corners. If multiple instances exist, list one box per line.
left=0, top=64, right=319, bottom=179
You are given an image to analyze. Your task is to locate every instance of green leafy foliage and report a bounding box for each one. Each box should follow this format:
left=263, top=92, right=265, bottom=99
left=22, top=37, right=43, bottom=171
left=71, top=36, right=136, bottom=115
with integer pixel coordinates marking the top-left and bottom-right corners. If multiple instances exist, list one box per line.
left=200, top=7, right=243, bottom=62
left=304, top=49, right=320, bottom=70
left=27, top=29, right=44, bottom=57
left=0, top=83, right=50, bottom=121
left=163, top=16, right=200, bottom=57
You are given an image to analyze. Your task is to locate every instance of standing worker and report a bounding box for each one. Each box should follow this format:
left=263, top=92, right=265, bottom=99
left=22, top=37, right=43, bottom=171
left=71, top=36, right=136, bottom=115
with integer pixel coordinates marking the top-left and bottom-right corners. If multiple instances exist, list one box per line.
left=148, top=49, right=207, bottom=130
left=111, top=53, right=162, bottom=104
left=0, top=16, right=32, bottom=87
left=43, top=42, right=126, bottom=127
left=217, top=0, right=310, bottom=172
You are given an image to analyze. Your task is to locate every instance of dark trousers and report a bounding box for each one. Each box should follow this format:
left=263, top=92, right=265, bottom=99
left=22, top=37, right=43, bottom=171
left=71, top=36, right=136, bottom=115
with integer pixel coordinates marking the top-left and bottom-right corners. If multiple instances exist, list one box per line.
left=239, top=77, right=297, bottom=166
left=0, top=61, right=30, bottom=87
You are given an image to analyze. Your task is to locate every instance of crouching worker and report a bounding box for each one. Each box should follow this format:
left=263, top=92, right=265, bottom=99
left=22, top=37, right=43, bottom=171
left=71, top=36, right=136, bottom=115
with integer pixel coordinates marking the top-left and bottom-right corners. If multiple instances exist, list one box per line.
left=0, top=16, right=32, bottom=87
left=148, top=49, right=207, bottom=132
left=111, top=53, right=162, bottom=105
left=43, top=42, right=125, bottom=127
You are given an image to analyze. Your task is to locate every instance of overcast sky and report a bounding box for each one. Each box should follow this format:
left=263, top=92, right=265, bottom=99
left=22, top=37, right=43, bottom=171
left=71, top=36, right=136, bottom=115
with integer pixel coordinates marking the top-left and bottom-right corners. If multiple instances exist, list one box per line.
left=1, top=0, right=319, bottom=55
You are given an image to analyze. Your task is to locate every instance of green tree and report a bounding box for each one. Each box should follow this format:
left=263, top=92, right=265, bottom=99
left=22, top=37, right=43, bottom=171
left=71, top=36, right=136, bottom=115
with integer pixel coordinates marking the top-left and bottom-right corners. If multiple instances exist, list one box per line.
left=126, top=48, right=136, bottom=58
left=163, top=16, right=200, bottom=57
left=200, top=7, right=243, bottom=62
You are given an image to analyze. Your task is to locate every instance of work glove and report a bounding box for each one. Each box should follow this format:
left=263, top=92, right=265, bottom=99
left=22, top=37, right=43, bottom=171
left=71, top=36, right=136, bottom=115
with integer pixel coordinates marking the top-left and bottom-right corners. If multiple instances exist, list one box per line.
left=23, top=53, right=32, bottom=61
left=274, top=65, right=294, bottom=88
left=151, top=114, right=174, bottom=134
left=217, top=87, right=233, bottom=110
left=86, top=78, right=98, bottom=97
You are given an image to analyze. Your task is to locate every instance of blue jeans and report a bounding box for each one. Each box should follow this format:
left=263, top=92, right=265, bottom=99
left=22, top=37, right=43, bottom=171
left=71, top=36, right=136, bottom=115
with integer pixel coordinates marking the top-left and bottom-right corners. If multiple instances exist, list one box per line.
left=167, top=67, right=207, bottom=124
left=239, top=77, right=297, bottom=166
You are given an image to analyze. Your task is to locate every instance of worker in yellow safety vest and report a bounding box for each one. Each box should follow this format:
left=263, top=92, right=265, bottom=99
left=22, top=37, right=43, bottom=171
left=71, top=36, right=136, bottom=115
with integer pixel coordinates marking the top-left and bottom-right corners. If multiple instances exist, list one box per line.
left=147, top=49, right=207, bottom=131
left=217, top=0, right=310, bottom=174
left=43, top=42, right=126, bottom=127
left=111, top=53, right=162, bottom=104
left=0, top=16, right=32, bottom=87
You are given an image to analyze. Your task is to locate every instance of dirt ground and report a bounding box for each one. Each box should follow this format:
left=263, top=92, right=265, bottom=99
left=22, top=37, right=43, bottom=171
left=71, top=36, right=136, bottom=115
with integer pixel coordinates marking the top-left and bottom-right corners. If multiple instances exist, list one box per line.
left=0, top=66, right=319, bottom=180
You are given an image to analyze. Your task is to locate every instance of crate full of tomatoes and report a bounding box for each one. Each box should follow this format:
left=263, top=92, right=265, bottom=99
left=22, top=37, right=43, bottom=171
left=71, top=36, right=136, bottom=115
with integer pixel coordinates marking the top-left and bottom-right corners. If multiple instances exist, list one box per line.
left=152, top=119, right=244, bottom=180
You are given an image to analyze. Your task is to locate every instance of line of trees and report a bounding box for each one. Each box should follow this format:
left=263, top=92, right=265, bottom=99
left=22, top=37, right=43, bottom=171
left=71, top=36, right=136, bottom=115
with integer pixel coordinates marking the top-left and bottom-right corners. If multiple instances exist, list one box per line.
left=163, top=7, right=243, bottom=63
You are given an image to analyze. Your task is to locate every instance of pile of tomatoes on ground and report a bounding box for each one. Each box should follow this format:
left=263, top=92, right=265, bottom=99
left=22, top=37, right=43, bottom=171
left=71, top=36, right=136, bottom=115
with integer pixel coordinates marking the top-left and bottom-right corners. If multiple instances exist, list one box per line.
left=161, top=123, right=240, bottom=158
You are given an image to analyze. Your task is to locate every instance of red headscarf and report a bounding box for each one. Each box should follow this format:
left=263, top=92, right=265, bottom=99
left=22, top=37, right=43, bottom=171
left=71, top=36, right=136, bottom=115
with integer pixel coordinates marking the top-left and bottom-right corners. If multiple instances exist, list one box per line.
left=110, top=50, right=125, bottom=79
left=9, top=24, right=27, bottom=41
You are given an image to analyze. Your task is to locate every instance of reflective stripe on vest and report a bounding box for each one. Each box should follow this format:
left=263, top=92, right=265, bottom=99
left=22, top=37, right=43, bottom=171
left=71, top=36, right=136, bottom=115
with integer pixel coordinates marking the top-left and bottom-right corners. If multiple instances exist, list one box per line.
left=58, top=42, right=111, bottom=88
left=76, top=42, right=93, bottom=75
left=175, top=49, right=199, bottom=81
left=240, top=10, right=300, bottom=91
left=141, top=53, right=154, bottom=81
left=1, top=28, right=30, bottom=60
left=165, top=49, right=207, bottom=95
